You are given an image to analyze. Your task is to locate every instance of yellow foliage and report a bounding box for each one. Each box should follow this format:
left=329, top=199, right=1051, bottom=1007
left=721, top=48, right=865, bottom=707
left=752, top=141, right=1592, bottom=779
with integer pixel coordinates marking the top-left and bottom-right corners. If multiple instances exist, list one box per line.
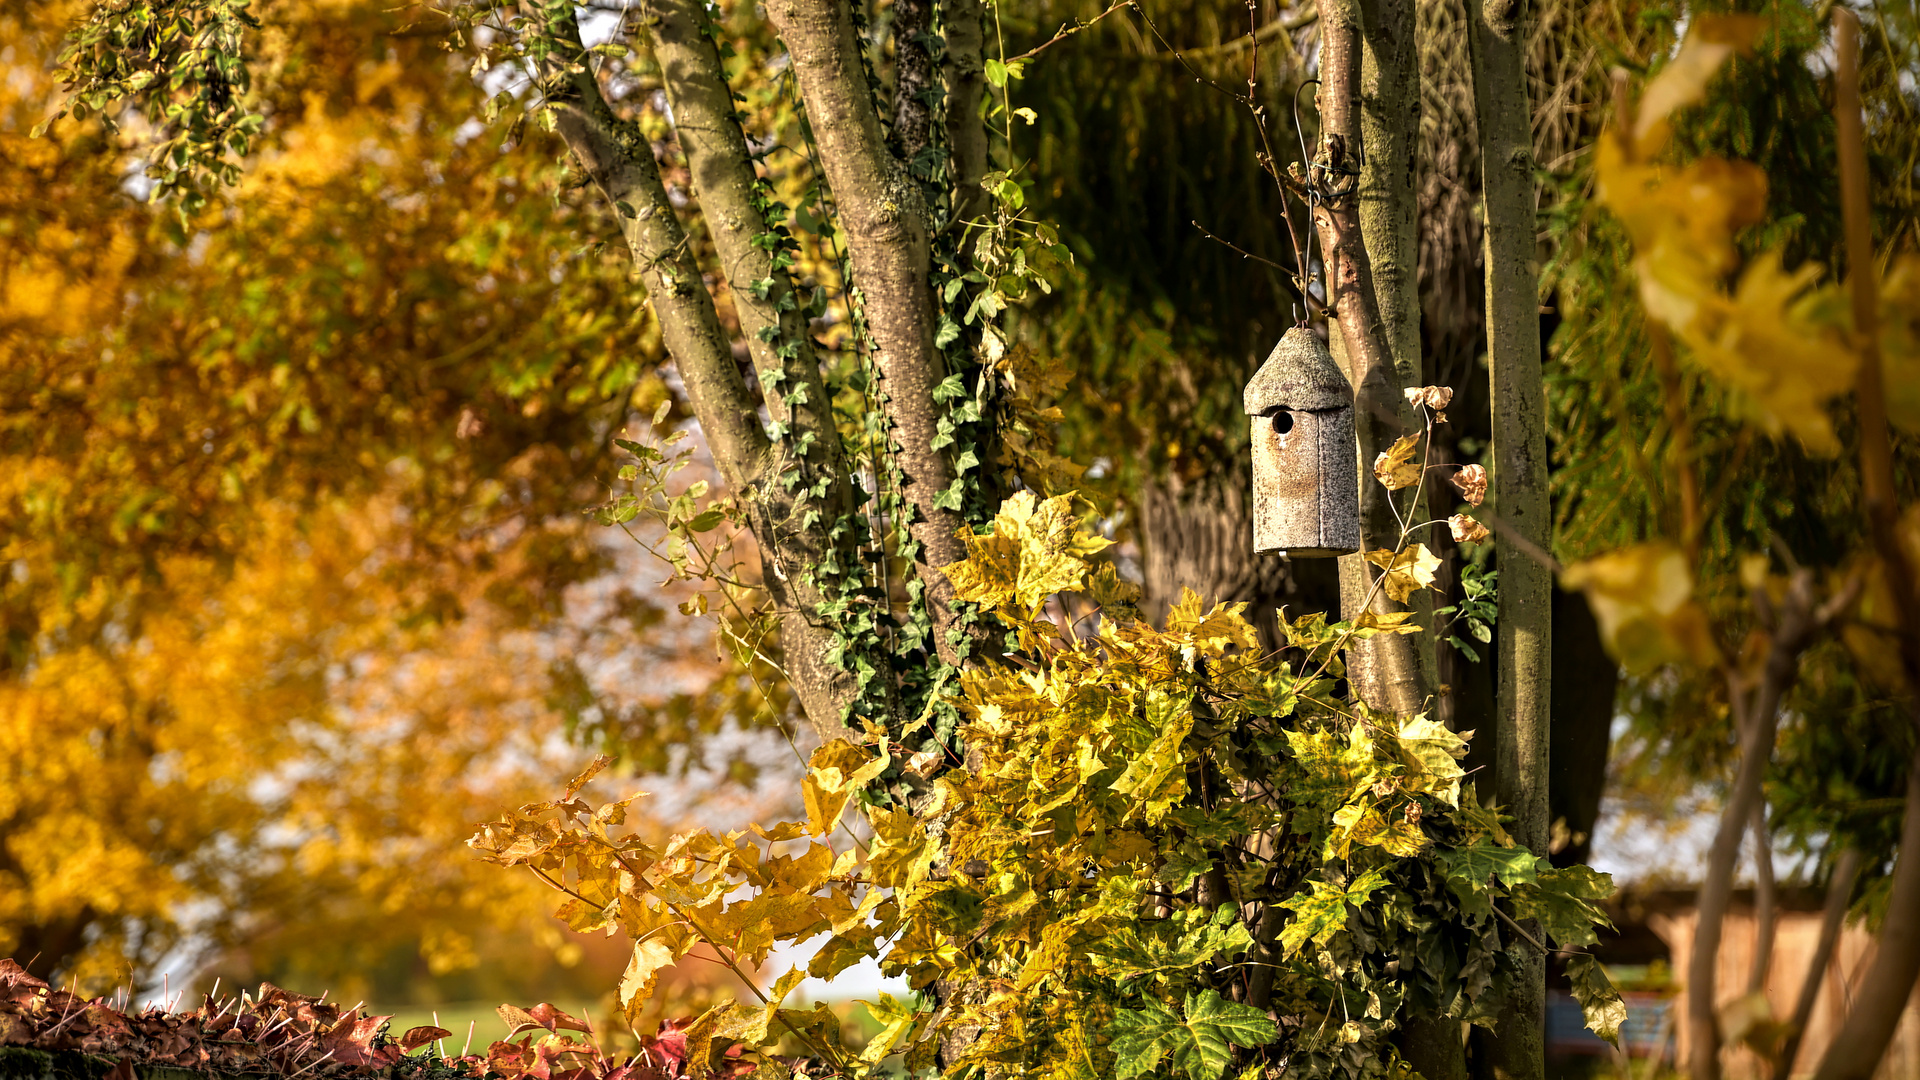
left=1595, top=16, right=1859, bottom=454
left=0, top=2, right=693, bottom=990
left=1560, top=543, right=1720, bottom=673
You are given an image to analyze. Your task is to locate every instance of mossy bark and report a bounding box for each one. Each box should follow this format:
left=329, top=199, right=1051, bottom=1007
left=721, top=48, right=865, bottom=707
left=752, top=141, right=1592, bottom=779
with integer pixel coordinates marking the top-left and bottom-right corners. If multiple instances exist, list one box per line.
left=1466, top=0, right=1550, bottom=1073
left=537, top=11, right=865, bottom=739
left=1316, top=0, right=1431, bottom=722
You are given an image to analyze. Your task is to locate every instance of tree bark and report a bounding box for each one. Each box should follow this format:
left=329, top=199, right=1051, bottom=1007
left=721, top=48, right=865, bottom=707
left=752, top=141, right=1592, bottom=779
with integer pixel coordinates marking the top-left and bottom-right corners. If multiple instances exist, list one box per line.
left=765, top=0, right=973, bottom=668
left=891, top=0, right=934, bottom=162
left=940, top=0, right=989, bottom=223
left=1136, top=470, right=1339, bottom=651
left=1314, top=0, right=1428, bottom=721
left=1466, top=0, right=1549, bottom=1073
left=537, top=12, right=862, bottom=739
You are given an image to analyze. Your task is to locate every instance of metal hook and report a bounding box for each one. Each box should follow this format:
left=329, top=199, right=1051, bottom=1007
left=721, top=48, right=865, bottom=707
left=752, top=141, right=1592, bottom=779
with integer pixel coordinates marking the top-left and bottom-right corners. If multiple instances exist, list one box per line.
left=1292, top=79, right=1318, bottom=177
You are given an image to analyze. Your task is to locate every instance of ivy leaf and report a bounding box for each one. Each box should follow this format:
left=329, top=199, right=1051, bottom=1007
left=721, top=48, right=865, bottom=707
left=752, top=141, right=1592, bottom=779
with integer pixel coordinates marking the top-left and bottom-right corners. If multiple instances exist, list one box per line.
left=1565, top=954, right=1628, bottom=1046
left=1436, top=841, right=1541, bottom=919
left=1277, top=869, right=1388, bottom=957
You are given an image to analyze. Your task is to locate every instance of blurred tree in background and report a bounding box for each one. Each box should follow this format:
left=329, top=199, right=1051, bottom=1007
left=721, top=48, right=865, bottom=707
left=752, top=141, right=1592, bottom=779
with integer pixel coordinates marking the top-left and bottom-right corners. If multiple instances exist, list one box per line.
left=0, top=0, right=765, bottom=996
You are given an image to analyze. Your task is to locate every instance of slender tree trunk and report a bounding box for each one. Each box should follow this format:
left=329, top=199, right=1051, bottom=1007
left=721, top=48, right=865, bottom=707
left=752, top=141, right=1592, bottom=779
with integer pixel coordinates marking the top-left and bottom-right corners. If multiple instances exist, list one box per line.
left=1811, top=14, right=1920, bottom=1078
left=1314, top=0, right=1428, bottom=721
left=641, top=0, right=876, bottom=734
left=1689, top=573, right=1821, bottom=1080
left=1772, top=848, right=1862, bottom=1080
left=1466, top=0, right=1549, bottom=1074
left=766, top=0, right=973, bottom=668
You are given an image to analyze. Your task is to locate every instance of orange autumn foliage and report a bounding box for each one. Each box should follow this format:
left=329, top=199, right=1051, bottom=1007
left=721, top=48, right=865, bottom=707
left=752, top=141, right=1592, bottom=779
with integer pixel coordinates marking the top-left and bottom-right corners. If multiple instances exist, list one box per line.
left=0, top=1, right=752, bottom=992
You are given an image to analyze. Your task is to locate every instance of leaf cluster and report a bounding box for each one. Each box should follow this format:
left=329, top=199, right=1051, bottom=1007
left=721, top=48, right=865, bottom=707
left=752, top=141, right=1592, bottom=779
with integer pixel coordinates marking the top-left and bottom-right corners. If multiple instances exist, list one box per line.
left=471, top=492, right=1625, bottom=1080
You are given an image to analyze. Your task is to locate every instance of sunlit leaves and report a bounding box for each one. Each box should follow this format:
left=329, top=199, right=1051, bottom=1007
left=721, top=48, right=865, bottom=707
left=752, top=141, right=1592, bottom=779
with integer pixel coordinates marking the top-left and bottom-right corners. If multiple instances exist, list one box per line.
left=1394, top=717, right=1469, bottom=807
left=1108, top=990, right=1278, bottom=1080
left=1597, top=15, right=1859, bottom=454
left=1560, top=543, right=1719, bottom=672
left=1363, top=544, right=1443, bottom=603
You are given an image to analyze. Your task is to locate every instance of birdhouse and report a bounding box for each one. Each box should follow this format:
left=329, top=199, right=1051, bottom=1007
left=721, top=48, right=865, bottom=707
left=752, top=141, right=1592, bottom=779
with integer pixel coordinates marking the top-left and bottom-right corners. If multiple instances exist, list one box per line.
left=1244, top=327, right=1360, bottom=557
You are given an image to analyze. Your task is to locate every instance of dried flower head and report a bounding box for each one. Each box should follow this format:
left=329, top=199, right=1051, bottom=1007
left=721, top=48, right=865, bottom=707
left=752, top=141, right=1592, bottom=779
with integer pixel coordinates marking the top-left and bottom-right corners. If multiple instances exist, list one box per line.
left=1404, top=385, right=1455, bottom=422
left=1450, top=463, right=1488, bottom=506
left=1449, top=513, right=1491, bottom=543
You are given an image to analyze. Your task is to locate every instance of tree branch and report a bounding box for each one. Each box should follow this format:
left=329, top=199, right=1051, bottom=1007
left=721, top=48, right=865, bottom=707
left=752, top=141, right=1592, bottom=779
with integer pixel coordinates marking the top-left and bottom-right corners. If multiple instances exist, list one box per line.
left=1690, top=570, right=1823, bottom=1080
left=1772, top=847, right=1862, bottom=1080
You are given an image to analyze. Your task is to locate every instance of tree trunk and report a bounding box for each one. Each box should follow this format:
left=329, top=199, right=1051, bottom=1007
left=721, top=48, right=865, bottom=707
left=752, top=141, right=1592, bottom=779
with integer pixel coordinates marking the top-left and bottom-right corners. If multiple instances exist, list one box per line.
left=1340, top=3, right=1462, bottom=1072
left=1689, top=573, right=1821, bottom=1080
left=1547, top=588, right=1615, bottom=867
left=640, top=0, right=877, bottom=735
left=533, top=11, right=868, bottom=741
left=1810, top=13, right=1920, bottom=1078
left=765, top=0, right=973, bottom=669
left=1314, top=0, right=1429, bottom=720
left=941, top=0, right=989, bottom=222
left=1466, top=0, right=1549, bottom=1073
left=1773, top=847, right=1862, bottom=1080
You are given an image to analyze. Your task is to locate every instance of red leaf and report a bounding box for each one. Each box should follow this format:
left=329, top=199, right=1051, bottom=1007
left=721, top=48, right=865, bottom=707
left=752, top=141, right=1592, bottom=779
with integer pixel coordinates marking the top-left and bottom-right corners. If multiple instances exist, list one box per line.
left=400, top=1025, right=453, bottom=1053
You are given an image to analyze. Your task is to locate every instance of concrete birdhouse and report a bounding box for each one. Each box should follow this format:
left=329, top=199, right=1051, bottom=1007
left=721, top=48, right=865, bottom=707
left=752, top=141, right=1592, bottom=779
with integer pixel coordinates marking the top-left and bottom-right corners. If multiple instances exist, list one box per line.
left=1244, top=327, right=1360, bottom=557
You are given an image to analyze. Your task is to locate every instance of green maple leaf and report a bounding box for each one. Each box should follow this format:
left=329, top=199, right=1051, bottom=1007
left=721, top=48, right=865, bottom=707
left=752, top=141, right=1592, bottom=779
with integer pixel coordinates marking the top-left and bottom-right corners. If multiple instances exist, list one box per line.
left=1436, top=840, right=1542, bottom=918
left=1283, top=723, right=1379, bottom=818
left=1566, top=954, right=1627, bottom=1046
left=1108, top=990, right=1276, bottom=1080
left=1276, top=868, right=1388, bottom=956
left=1511, top=865, right=1616, bottom=948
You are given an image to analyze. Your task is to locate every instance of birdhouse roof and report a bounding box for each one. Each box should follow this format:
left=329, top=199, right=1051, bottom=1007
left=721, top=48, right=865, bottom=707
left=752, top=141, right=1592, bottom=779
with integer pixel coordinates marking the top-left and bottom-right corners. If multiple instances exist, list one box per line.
left=1244, top=326, right=1352, bottom=414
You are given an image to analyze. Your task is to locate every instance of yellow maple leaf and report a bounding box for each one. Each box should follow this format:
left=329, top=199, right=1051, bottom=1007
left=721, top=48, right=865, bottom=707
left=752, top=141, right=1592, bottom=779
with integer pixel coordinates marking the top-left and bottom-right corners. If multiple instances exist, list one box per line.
left=946, top=490, right=1113, bottom=612
left=1629, top=15, right=1765, bottom=157
left=1372, top=432, right=1423, bottom=490
left=1363, top=544, right=1442, bottom=602
left=1686, top=252, right=1855, bottom=454
left=1560, top=543, right=1721, bottom=672
left=1879, top=256, right=1920, bottom=436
